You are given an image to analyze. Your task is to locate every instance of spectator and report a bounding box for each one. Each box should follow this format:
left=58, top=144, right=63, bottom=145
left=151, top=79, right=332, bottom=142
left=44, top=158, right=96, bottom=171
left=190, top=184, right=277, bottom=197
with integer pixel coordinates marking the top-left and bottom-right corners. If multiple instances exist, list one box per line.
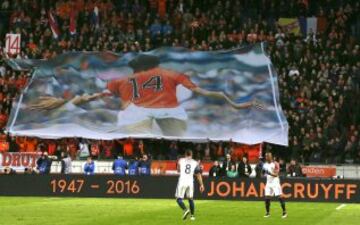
left=25, top=137, right=38, bottom=153
left=162, top=21, right=173, bottom=36
left=221, top=153, right=235, bottom=176
left=0, top=134, right=9, bottom=152
left=168, top=141, right=178, bottom=160
left=36, top=152, right=53, bottom=174
left=122, top=138, right=134, bottom=159
left=83, top=156, right=95, bottom=175
left=112, top=154, right=128, bottom=176
left=278, top=158, right=287, bottom=177
left=3, top=166, right=16, bottom=175
left=139, top=154, right=151, bottom=176
left=343, top=136, right=358, bottom=163
left=46, top=140, right=57, bottom=155
left=8, top=136, right=19, bottom=152
left=149, top=19, right=162, bottom=38
left=128, top=158, right=139, bottom=175
left=90, top=141, right=100, bottom=159
left=226, top=164, right=238, bottom=178
left=101, top=140, right=115, bottom=159
left=255, top=159, right=264, bottom=178
left=238, top=156, right=252, bottom=178
left=78, top=139, right=90, bottom=160
left=287, top=159, right=304, bottom=177
left=24, top=167, right=36, bottom=175
left=60, top=152, right=72, bottom=174
left=208, top=161, right=221, bottom=177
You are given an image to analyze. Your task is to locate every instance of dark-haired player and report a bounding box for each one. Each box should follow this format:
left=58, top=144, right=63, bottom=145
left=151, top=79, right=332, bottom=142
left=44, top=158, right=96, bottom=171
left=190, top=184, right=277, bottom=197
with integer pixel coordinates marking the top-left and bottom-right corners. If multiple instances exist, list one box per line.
left=175, top=150, right=204, bottom=221
left=263, top=152, right=287, bottom=218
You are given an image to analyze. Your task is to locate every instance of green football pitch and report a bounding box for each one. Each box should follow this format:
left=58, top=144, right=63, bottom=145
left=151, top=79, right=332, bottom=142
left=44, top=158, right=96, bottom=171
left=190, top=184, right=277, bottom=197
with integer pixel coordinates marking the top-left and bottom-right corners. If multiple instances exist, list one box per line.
left=0, top=197, right=359, bottom=225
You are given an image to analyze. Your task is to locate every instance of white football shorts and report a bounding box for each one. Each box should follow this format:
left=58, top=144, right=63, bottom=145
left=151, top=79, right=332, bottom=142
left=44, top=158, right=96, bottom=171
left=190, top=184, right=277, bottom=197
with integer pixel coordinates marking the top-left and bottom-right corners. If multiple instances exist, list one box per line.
left=265, top=183, right=282, bottom=197
left=175, top=182, right=194, bottom=199
left=117, top=103, right=188, bottom=127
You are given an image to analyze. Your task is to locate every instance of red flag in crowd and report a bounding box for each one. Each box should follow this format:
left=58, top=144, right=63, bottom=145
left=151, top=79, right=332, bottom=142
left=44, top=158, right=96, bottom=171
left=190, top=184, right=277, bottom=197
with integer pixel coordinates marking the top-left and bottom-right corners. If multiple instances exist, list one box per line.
left=69, top=10, right=76, bottom=35
left=158, top=0, right=166, bottom=18
left=48, top=11, right=60, bottom=39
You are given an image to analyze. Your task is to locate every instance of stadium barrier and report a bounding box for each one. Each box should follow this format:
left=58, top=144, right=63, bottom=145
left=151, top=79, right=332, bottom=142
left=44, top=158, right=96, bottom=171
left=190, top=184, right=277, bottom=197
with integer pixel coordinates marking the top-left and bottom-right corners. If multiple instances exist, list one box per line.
left=1, top=152, right=354, bottom=178
left=0, top=175, right=358, bottom=203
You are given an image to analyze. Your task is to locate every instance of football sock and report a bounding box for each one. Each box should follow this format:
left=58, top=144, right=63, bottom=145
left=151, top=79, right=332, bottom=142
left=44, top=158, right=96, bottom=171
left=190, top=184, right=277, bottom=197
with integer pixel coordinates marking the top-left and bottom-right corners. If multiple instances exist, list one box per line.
left=189, top=199, right=195, bottom=215
left=265, top=198, right=270, bottom=214
left=279, top=197, right=286, bottom=213
left=176, top=198, right=187, bottom=211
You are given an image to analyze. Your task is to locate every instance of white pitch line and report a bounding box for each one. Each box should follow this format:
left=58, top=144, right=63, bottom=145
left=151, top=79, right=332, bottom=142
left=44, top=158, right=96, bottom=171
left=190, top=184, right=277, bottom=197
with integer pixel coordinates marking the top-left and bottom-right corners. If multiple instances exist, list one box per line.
left=336, top=204, right=346, bottom=210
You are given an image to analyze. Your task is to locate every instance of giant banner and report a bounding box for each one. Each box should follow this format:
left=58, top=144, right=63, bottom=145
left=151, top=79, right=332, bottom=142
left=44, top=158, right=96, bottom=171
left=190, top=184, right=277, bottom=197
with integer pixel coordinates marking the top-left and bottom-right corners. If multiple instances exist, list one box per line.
left=6, top=44, right=288, bottom=145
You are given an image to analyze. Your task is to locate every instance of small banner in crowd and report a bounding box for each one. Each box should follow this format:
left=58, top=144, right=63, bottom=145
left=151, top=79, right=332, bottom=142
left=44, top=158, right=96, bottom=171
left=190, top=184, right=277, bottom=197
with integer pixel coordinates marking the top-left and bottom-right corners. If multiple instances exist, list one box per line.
left=4, top=33, right=21, bottom=55
left=278, top=18, right=300, bottom=35
left=5, top=44, right=288, bottom=145
left=0, top=152, right=41, bottom=171
left=298, top=16, right=328, bottom=36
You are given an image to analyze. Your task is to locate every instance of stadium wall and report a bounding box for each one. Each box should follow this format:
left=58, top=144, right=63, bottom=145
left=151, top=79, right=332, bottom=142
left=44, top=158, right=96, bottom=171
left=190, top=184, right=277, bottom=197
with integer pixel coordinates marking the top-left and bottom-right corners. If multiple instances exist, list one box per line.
left=1, top=152, right=360, bottom=178
left=0, top=175, right=359, bottom=203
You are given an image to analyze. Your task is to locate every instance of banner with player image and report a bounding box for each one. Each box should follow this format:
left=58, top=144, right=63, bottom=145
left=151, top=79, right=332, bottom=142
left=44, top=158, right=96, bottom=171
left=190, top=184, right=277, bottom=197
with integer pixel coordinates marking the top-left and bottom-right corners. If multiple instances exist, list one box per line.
left=5, top=43, right=288, bottom=145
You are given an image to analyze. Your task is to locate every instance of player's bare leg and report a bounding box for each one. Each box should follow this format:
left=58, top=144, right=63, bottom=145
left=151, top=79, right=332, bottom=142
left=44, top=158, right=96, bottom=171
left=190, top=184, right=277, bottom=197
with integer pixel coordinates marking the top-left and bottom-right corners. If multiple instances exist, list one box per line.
left=121, top=119, right=153, bottom=134
left=156, top=118, right=187, bottom=136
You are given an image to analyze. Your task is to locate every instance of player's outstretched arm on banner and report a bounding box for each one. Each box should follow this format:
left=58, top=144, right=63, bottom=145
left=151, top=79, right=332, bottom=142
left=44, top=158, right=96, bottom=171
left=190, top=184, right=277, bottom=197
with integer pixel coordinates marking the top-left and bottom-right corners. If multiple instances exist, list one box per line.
left=29, top=93, right=105, bottom=110
left=28, top=96, right=67, bottom=110
left=192, top=87, right=264, bottom=110
left=71, top=93, right=105, bottom=105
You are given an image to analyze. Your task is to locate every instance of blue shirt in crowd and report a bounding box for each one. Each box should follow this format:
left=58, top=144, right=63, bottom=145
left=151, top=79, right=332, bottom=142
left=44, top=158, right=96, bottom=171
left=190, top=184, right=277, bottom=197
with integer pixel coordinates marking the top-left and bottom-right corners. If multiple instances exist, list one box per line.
left=112, top=158, right=127, bottom=176
left=139, top=160, right=151, bottom=176
left=84, top=161, right=95, bottom=175
left=128, top=160, right=139, bottom=176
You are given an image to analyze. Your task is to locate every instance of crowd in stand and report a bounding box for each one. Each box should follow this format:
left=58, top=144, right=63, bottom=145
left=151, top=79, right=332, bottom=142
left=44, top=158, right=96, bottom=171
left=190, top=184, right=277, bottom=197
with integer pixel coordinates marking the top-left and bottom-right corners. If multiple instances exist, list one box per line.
left=0, top=0, right=359, bottom=164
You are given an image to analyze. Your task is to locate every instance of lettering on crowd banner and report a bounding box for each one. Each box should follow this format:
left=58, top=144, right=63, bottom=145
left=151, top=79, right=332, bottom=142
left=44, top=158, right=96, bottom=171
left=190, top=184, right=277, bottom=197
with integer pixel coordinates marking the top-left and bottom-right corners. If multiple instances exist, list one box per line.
left=5, top=43, right=288, bottom=146
left=4, top=34, right=21, bottom=55
left=0, top=175, right=358, bottom=203
left=0, top=152, right=41, bottom=171
left=301, top=166, right=336, bottom=178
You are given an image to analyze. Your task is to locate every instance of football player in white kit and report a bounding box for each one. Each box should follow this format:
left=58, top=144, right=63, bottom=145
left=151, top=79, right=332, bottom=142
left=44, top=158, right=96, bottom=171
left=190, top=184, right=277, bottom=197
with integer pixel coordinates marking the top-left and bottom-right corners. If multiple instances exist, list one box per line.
left=263, top=152, right=287, bottom=218
left=175, top=150, right=205, bottom=221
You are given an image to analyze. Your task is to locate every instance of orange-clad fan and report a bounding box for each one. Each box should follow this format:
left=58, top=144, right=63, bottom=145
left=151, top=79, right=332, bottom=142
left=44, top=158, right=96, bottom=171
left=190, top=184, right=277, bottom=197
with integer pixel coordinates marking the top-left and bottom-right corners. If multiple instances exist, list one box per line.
left=0, top=134, right=9, bottom=152
left=0, top=110, right=8, bottom=128
left=101, top=140, right=114, bottom=159
left=47, top=140, right=57, bottom=155
left=122, top=138, right=134, bottom=158
left=16, top=137, right=26, bottom=152
left=25, top=137, right=38, bottom=152
left=90, top=141, right=100, bottom=158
